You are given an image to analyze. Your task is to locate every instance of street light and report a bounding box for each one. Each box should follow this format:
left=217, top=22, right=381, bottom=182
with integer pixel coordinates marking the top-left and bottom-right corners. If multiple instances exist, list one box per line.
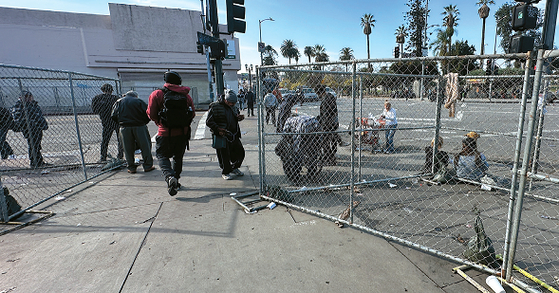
left=245, top=64, right=253, bottom=90
left=259, top=17, right=274, bottom=65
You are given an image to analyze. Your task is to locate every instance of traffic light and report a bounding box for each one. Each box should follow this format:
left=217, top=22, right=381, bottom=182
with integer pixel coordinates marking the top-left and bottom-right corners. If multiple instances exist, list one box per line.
left=394, top=46, right=400, bottom=58
left=196, top=41, right=204, bottom=54
left=209, top=39, right=227, bottom=60
left=512, top=4, right=538, bottom=31
left=226, top=0, right=246, bottom=34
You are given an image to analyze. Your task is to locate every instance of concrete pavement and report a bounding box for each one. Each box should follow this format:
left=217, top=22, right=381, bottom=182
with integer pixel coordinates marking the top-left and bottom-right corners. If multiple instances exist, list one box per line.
left=0, top=112, right=500, bottom=293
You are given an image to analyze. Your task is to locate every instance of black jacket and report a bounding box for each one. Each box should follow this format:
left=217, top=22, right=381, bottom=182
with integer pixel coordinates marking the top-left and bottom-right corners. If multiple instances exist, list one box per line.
left=11, top=99, right=48, bottom=135
left=111, top=96, right=150, bottom=127
left=92, top=93, right=120, bottom=129
left=206, top=100, right=240, bottom=139
left=0, top=107, right=14, bottom=131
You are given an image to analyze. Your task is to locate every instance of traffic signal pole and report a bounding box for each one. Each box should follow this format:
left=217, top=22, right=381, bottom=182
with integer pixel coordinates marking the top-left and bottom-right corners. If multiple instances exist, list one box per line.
left=209, top=0, right=225, bottom=97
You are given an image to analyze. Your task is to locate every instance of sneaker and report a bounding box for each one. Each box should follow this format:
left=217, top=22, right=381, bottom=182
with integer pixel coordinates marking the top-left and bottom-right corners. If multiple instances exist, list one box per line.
left=222, top=173, right=234, bottom=180
left=8, top=155, right=16, bottom=160
left=167, top=177, right=178, bottom=196
left=128, top=169, right=137, bottom=174
left=231, top=168, right=244, bottom=176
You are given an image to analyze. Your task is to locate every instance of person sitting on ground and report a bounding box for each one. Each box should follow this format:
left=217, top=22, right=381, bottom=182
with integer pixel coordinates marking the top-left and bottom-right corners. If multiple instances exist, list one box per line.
left=454, top=134, right=488, bottom=182
left=423, top=137, right=452, bottom=182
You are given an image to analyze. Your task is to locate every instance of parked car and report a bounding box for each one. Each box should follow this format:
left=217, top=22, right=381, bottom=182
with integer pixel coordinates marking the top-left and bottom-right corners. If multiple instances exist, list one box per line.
left=325, top=87, right=337, bottom=98
left=301, top=87, right=318, bottom=101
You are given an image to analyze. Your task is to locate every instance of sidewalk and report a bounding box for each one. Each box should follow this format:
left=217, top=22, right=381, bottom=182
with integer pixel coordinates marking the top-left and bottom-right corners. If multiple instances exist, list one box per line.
left=0, top=113, right=496, bottom=293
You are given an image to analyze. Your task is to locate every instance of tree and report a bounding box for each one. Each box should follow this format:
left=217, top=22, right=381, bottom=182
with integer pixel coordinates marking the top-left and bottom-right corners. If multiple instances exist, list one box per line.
left=404, top=0, right=427, bottom=57
left=312, top=44, right=329, bottom=62
left=280, top=39, right=300, bottom=65
left=304, top=46, right=314, bottom=63
left=360, top=14, right=376, bottom=63
left=263, top=45, right=278, bottom=65
left=447, top=40, right=478, bottom=75
left=395, top=25, right=407, bottom=44
left=430, top=28, right=451, bottom=56
left=339, top=47, right=354, bottom=61
left=442, top=5, right=460, bottom=49
left=495, top=3, right=513, bottom=53
left=477, top=0, right=495, bottom=55
left=340, top=47, right=354, bottom=72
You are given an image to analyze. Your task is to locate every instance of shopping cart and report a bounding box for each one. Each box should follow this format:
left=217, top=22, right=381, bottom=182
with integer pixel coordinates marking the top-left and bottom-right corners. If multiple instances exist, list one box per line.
left=354, top=116, right=385, bottom=152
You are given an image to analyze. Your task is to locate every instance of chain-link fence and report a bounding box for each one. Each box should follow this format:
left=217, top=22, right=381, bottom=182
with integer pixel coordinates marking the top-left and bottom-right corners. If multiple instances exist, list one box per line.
left=257, top=52, right=559, bottom=290
left=0, top=64, right=123, bottom=222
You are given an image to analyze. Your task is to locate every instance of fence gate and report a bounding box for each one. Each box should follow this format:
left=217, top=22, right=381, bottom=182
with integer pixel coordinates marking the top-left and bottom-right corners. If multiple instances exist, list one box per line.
left=0, top=64, right=123, bottom=226
left=255, top=52, right=559, bottom=291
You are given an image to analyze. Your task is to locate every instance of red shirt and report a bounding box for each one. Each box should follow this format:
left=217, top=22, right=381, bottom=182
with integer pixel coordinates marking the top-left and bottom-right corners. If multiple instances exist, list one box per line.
left=147, top=83, right=196, bottom=137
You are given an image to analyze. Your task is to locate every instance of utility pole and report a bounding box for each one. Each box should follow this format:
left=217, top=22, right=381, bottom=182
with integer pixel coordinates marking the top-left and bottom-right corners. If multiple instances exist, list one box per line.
left=209, top=0, right=224, bottom=96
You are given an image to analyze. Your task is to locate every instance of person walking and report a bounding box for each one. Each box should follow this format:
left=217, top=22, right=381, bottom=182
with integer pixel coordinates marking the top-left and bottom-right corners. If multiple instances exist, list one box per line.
left=0, top=105, right=15, bottom=160
left=245, top=88, right=255, bottom=117
left=92, top=83, right=123, bottom=162
left=111, top=90, right=155, bottom=174
left=316, top=84, right=339, bottom=165
left=11, top=91, right=49, bottom=167
left=147, top=71, right=195, bottom=196
left=206, top=90, right=245, bottom=180
left=380, top=100, right=398, bottom=154
left=263, top=89, right=277, bottom=125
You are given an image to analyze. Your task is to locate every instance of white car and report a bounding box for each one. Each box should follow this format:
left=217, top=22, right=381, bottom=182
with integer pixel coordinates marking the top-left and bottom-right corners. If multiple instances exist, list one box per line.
left=325, top=87, right=337, bottom=98
left=301, top=88, right=318, bottom=101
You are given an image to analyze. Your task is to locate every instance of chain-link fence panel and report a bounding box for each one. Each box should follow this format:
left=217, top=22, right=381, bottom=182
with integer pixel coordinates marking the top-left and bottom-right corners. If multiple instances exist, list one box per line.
left=258, top=53, right=558, bottom=291
left=0, top=64, right=122, bottom=221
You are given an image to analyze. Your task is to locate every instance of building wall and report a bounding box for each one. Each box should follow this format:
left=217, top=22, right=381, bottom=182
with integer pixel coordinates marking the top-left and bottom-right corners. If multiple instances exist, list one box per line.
left=0, top=4, right=241, bottom=107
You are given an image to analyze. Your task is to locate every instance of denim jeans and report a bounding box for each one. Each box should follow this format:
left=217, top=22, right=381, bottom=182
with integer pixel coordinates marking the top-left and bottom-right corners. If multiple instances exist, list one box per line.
left=155, top=134, right=188, bottom=179
left=384, top=124, right=397, bottom=153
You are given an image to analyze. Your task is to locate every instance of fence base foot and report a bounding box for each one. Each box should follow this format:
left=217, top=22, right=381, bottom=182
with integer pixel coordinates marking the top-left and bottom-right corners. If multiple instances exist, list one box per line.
left=0, top=210, right=55, bottom=236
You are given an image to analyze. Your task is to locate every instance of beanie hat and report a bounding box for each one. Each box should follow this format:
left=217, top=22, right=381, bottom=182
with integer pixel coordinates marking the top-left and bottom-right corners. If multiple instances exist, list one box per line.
left=465, top=131, right=480, bottom=140
left=164, top=71, right=182, bottom=85
left=125, top=90, right=138, bottom=98
left=224, top=90, right=237, bottom=104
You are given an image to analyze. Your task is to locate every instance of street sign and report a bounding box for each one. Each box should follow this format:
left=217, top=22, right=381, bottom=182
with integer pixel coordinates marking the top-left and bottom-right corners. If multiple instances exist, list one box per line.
left=197, top=32, right=219, bottom=45
left=258, top=42, right=265, bottom=53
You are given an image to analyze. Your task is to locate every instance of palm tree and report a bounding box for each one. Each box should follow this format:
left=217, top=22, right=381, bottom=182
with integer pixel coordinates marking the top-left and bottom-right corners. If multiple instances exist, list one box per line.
left=360, top=14, right=376, bottom=64
left=395, top=25, right=407, bottom=44
left=312, top=44, right=329, bottom=62
left=263, top=45, right=278, bottom=65
left=441, top=5, right=460, bottom=48
left=339, top=47, right=354, bottom=61
left=340, top=47, right=354, bottom=72
left=280, top=39, right=300, bottom=64
left=430, top=28, right=451, bottom=56
left=477, top=0, right=495, bottom=55
left=304, top=46, right=314, bottom=63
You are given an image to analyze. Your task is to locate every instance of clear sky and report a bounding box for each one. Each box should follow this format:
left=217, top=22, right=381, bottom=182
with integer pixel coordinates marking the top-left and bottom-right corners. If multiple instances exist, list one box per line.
left=0, top=0, right=554, bottom=73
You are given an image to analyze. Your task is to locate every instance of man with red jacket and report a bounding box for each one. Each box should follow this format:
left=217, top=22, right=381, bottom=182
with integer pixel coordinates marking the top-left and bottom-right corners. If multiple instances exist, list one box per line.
left=147, top=71, right=195, bottom=196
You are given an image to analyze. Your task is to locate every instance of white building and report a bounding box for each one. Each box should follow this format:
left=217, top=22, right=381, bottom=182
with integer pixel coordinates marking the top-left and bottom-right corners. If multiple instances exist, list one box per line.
left=0, top=3, right=242, bottom=106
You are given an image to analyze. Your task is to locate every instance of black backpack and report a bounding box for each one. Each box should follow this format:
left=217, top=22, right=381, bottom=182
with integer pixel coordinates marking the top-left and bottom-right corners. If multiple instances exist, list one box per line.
left=158, top=87, right=193, bottom=128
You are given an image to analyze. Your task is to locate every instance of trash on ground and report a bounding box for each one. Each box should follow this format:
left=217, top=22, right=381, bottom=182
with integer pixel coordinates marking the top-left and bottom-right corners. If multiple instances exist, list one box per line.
left=540, top=215, right=558, bottom=220
left=55, top=196, right=66, bottom=201
left=388, top=183, right=397, bottom=188
left=267, top=202, right=276, bottom=210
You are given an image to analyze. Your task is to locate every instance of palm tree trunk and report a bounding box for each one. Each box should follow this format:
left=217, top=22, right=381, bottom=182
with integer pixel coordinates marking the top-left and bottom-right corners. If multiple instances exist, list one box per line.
left=481, top=18, right=486, bottom=56
left=366, top=34, right=371, bottom=69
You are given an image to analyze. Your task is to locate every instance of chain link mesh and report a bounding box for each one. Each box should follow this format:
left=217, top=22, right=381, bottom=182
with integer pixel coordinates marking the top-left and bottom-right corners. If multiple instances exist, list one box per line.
left=258, top=53, right=558, bottom=289
left=0, top=64, right=122, bottom=219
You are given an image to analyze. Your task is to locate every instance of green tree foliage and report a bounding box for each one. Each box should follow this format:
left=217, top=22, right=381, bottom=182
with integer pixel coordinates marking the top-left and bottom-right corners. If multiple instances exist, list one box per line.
left=446, top=40, right=479, bottom=75
left=263, top=45, right=278, bottom=65
left=304, top=46, right=314, bottom=63
left=404, top=0, right=427, bottom=57
left=442, top=5, right=460, bottom=48
left=280, top=39, right=300, bottom=64
left=360, top=14, right=376, bottom=61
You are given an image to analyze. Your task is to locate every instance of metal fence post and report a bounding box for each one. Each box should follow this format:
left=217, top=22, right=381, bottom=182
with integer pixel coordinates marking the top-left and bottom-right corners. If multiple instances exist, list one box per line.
left=69, top=73, right=88, bottom=180
left=504, top=49, right=545, bottom=281
left=0, top=178, right=8, bottom=222
left=349, top=61, right=357, bottom=223
left=257, top=68, right=264, bottom=193
left=358, top=76, right=363, bottom=182
left=501, top=54, right=534, bottom=280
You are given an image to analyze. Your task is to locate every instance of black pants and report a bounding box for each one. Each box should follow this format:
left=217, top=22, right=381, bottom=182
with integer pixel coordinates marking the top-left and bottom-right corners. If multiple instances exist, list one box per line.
left=266, top=107, right=276, bottom=125
left=155, top=134, right=188, bottom=180
left=322, top=132, right=338, bottom=162
left=23, top=129, right=44, bottom=167
left=216, top=137, right=245, bottom=175
left=247, top=101, right=254, bottom=116
left=0, top=127, right=14, bottom=159
left=101, top=125, right=123, bottom=160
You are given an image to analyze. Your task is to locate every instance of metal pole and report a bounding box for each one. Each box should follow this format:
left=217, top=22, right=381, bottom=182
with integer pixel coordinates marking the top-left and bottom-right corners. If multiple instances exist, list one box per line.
left=69, top=73, right=89, bottom=181
left=504, top=49, right=545, bottom=281
left=432, top=76, right=443, bottom=174
left=259, top=21, right=263, bottom=66
left=257, top=67, right=264, bottom=193
left=541, top=0, right=558, bottom=50
left=201, top=0, right=214, bottom=102
left=358, top=76, right=363, bottom=181
left=502, top=54, right=534, bottom=280
left=209, top=0, right=224, bottom=96
left=349, top=61, right=357, bottom=224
